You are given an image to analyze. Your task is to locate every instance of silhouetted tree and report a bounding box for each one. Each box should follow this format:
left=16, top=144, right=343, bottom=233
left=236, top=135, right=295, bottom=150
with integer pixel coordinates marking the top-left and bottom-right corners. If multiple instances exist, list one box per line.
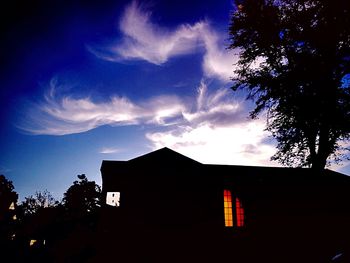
left=20, top=190, right=59, bottom=216
left=0, top=174, right=18, bottom=217
left=229, top=0, right=350, bottom=169
left=63, top=174, right=101, bottom=217
left=0, top=175, right=18, bottom=260
left=16, top=190, right=61, bottom=256
left=39, top=175, right=102, bottom=261
left=0, top=175, right=18, bottom=236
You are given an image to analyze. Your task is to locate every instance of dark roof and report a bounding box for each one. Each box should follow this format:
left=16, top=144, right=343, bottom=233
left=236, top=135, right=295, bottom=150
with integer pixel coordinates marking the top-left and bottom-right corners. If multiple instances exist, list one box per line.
left=129, top=147, right=201, bottom=165
left=100, top=147, right=200, bottom=172
left=101, top=147, right=348, bottom=179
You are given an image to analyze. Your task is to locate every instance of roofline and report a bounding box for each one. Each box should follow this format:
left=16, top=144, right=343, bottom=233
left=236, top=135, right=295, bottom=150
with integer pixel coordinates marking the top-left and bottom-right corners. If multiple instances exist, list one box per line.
left=128, top=147, right=202, bottom=164
left=100, top=160, right=126, bottom=172
left=100, top=148, right=348, bottom=177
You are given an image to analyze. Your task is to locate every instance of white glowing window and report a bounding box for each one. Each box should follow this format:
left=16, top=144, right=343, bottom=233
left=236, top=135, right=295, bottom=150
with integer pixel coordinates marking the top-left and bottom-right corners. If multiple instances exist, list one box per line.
left=106, top=192, right=120, bottom=207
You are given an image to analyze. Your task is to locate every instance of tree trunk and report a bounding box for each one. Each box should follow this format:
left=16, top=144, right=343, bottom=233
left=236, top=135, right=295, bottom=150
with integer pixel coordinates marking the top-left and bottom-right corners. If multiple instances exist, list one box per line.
left=311, top=126, right=330, bottom=170
left=311, top=153, right=328, bottom=171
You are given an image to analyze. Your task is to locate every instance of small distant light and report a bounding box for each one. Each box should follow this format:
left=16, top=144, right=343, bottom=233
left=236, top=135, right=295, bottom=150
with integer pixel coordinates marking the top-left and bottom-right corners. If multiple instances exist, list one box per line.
left=12, top=215, right=17, bottom=220
left=9, top=202, right=15, bottom=210
left=29, top=240, right=37, bottom=246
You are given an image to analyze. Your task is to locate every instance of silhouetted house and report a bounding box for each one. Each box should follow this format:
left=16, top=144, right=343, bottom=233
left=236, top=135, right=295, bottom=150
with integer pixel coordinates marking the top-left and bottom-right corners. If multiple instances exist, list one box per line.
left=99, top=148, right=350, bottom=262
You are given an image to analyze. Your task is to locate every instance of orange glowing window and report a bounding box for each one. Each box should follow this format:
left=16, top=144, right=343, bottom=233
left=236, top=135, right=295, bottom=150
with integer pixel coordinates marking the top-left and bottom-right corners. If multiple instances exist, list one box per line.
left=236, top=197, right=244, bottom=227
left=223, top=190, right=245, bottom=228
left=224, top=190, right=233, bottom=227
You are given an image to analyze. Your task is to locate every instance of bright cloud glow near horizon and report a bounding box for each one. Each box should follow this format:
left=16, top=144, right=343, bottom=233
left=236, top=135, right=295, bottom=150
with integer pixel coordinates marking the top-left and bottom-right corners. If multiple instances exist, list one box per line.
left=1, top=0, right=349, bottom=200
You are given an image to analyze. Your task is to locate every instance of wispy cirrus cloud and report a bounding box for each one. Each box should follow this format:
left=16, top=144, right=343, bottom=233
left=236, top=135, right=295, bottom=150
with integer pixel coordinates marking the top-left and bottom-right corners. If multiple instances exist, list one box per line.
left=99, top=147, right=121, bottom=154
left=19, top=79, right=277, bottom=166
left=18, top=79, right=185, bottom=135
left=19, top=80, right=240, bottom=135
left=0, top=164, right=12, bottom=174
left=145, top=82, right=277, bottom=166
left=88, top=1, right=237, bottom=82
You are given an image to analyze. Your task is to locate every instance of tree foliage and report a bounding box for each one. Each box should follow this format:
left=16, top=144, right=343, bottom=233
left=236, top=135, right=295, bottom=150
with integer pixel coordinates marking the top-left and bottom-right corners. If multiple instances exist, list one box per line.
left=0, top=175, right=18, bottom=242
left=229, top=0, right=350, bottom=169
left=63, top=174, right=101, bottom=217
left=20, top=190, right=59, bottom=216
left=0, top=174, right=17, bottom=216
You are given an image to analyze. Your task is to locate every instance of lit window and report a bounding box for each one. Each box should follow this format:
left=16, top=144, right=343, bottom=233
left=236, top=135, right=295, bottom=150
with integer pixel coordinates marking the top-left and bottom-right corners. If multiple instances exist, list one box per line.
left=236, top=197, right=244, bottom=227
left=106, top=192, right=120, bottom=207
left=29, top=240, right=37, bottom=246
left=224, top=190, right=233, bottom=227
left=223, top=190, right=245, bottom=228
left=9, top=202, right=15, bottom=210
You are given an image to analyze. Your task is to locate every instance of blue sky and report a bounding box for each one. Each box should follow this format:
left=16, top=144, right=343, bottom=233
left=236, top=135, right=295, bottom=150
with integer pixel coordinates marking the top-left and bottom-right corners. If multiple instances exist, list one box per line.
left=1, top=0, right=349, bottom=200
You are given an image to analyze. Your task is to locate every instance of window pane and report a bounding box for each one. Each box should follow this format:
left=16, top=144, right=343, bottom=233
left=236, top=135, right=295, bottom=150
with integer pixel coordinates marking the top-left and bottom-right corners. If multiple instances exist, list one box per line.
left=224, top=190, right=233, bottom=227
left=106, top=192, right=120, bottom=207
left=224, top=191, right=245, bottom=228
left=236, top=197, right=244, bottom=227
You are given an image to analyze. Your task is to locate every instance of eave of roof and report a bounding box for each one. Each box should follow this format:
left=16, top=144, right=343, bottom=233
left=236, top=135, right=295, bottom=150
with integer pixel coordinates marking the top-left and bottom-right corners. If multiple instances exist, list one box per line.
left=100, top=148, right=349, bottom=179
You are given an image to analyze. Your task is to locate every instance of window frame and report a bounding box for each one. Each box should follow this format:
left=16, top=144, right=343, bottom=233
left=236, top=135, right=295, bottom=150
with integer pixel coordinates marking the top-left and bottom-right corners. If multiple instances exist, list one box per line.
left=223, top=189, right=245, bottom=228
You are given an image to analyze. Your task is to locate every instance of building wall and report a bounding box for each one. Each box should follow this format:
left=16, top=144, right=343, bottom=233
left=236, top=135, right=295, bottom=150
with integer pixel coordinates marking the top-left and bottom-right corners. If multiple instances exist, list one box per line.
left=99, top=153, right=350, bottom=262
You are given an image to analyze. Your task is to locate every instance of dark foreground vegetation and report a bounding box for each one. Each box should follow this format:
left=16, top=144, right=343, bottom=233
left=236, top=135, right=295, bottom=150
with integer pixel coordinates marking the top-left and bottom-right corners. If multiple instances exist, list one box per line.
left=2, top=167, right=350, bottom=262
left=0, top=174, right=102, bottom=262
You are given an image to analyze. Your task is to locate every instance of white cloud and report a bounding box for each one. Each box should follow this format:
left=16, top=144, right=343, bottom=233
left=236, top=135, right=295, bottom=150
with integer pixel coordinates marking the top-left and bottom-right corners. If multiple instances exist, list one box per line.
left=20, top=79, right=246, bottom=135
left=145, top=82, right=277, bottom=166
left=20, top=79, right=244, bottom=136
left=99, top=147, right=121, bottom=154
left=88, top=1, right=237, bottom=82
left=146, top=122, right=277, bottom=166
left=20, top=79, right=277, bottom=166
left=182, top=81, right=244, bottom=127
left=89, top=1, right=204, bottom=65
left=116, top=1, right=205, bottom=65
left=200, top=28, right=239, bottom=81
left=19, top=83, right=186, bottom=135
